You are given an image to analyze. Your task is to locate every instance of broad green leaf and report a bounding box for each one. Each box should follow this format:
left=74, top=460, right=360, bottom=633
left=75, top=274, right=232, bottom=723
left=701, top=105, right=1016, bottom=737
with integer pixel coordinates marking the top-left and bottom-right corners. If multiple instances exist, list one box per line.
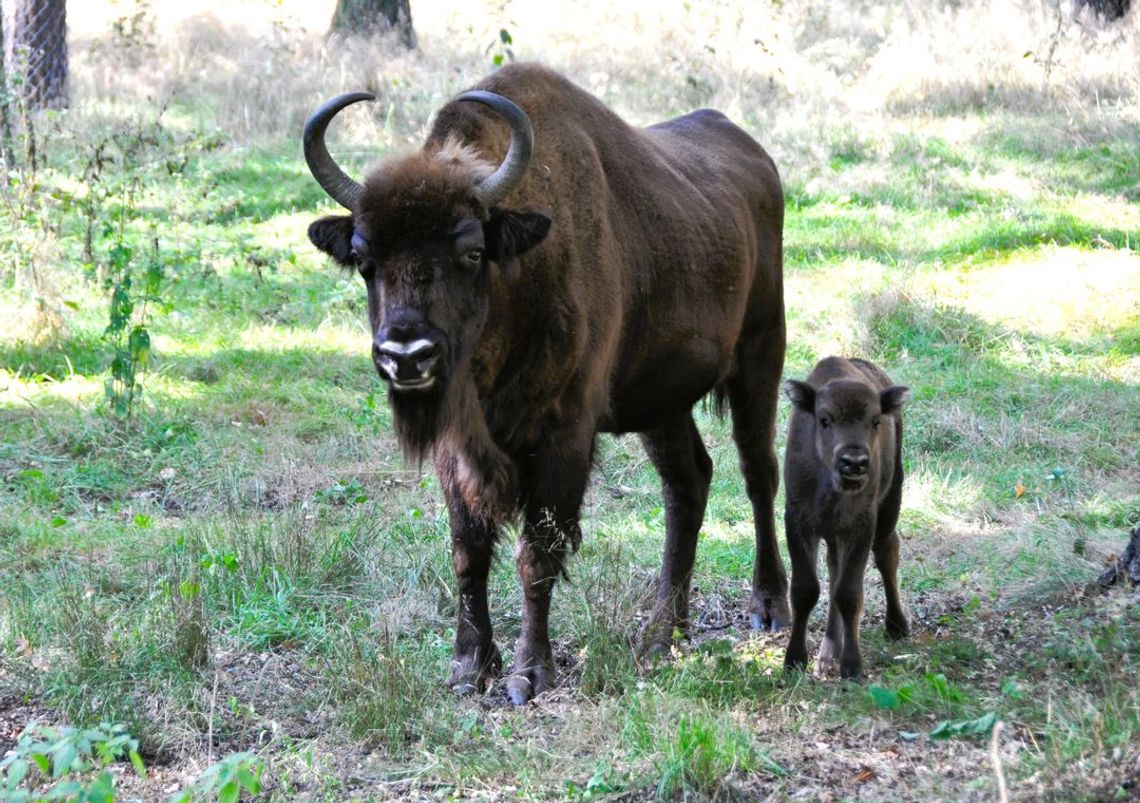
left=869, top=685, right=901, bottom=709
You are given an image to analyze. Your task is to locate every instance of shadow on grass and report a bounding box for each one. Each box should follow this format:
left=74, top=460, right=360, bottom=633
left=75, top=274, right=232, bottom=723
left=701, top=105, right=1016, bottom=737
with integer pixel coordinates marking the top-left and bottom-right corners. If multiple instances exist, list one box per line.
left=864, top=292, right=1139, bottom=495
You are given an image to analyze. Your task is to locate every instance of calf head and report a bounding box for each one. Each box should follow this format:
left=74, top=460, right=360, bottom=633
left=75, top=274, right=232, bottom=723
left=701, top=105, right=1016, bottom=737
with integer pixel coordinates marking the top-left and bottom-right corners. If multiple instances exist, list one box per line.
left=304, top=91, right=551, bottom=459
left=785, top=378, right=911, bottom=494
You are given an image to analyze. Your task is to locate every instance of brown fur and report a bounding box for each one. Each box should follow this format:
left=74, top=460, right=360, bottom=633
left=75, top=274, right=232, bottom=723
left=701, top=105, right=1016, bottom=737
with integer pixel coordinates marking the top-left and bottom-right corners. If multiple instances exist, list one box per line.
left=782, top=356, right=911, bottom=679
left=307, top=63, right=788, bottom=703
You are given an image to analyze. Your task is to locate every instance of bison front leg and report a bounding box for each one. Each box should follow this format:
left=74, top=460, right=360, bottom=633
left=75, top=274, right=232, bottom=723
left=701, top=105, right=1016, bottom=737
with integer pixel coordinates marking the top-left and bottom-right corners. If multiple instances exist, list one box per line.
left=507, top=439, right=592, bottom=705
left=638, top=413, right=713, bottom=655
left=444, top=496, right=502, bottom=695
left=784, top=516, right=820, bottom=672
left=874, top=467, right=909, bottom=641
left=830, top=535, right=872, bottom=680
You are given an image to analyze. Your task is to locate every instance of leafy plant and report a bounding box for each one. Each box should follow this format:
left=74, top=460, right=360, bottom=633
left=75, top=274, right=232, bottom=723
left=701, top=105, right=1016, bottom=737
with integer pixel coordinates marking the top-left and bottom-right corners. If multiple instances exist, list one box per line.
left=930, top=711, right=999, bottom=740
left=0, top=722, right=145, bottom=802
left=103, top=237, right=163, bottom=418
left=169, top=751, right=263, bottom=803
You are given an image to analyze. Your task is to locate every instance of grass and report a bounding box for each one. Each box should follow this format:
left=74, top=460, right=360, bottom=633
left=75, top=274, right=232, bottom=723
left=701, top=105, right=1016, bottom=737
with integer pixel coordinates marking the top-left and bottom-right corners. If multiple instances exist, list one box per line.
left=1, top=0, right=1139, bottom=800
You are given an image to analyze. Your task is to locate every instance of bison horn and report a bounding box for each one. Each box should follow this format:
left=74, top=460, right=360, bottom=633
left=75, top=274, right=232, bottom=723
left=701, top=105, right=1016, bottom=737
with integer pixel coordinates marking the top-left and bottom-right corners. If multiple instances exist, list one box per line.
left=303, top=91, right=376, bottom=211
left=456, top=91, right=534, bottom=207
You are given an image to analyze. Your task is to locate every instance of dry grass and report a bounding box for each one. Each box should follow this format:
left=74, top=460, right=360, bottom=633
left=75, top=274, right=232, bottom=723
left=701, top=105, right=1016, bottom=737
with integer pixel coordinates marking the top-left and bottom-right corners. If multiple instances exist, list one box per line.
left=65, top=0, right=1140, bottom=168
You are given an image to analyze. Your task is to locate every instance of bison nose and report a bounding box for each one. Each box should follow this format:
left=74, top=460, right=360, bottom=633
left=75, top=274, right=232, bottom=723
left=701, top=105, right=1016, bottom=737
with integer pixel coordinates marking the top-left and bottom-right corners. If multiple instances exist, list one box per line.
left=837, top=452, right=870, bottom=477
left=373, top=337, right=441, bottom=391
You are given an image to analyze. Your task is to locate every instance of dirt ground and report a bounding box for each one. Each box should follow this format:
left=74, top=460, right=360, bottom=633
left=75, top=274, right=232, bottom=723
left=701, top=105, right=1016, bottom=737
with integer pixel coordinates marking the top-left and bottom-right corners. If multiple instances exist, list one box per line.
left=2, top=579, right=1138, bottom=801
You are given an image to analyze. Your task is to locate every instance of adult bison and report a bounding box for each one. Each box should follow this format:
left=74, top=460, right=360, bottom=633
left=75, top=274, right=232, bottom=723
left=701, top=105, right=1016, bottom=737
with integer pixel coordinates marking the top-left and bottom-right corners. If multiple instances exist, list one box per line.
left=303, top=64, right=787, bottom=704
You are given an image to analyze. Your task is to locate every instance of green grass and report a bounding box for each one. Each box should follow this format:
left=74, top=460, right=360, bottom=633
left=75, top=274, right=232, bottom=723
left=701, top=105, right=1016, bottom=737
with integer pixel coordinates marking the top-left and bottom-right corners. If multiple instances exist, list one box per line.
left=2, top=2, right=1139, bottom=800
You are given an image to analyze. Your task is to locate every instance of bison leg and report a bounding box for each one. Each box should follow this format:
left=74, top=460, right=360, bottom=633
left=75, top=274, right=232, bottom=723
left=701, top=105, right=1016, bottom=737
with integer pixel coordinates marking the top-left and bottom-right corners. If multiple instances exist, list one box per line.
left=638, top=412, right=714, bottom=654
left=815, top=542, right=843, bottom=676
left=830, top=535, right=872, bottom=679
left=506, top=438, right=592, bottom=705
left=725, top=324, right=790, bottom=631
left=783, top=516, right=820, bottom=672
left=444, top=497, right=502, bottom=695
left=874, top=467, right=909, bottom=641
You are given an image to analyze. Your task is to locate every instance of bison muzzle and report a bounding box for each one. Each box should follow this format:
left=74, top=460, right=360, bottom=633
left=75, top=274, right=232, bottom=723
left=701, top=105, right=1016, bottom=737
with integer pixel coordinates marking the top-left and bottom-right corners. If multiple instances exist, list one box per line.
left=303, top=64, right=788, bottom=704
left=782, top=356, right=911, bottom=679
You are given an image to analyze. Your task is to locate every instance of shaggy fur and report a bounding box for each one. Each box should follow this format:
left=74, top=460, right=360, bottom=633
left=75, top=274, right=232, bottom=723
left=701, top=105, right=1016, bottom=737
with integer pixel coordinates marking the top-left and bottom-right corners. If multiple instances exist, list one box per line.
left=307, top=63, right=787, bottom=704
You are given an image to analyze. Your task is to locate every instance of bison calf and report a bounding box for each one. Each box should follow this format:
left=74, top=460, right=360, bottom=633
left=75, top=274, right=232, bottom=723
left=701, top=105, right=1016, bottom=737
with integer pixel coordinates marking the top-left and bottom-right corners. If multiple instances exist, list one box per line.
left=782, top=357, right=911, bottom=679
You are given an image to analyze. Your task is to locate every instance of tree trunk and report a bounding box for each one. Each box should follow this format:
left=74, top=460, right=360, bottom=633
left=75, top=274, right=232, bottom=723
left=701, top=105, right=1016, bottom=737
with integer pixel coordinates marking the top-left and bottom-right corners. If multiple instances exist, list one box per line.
left=0, top=8, right=15, bottom=161
left=328, top=0, right=416, bottom=49
left=2, top=0, right=68, bottom=109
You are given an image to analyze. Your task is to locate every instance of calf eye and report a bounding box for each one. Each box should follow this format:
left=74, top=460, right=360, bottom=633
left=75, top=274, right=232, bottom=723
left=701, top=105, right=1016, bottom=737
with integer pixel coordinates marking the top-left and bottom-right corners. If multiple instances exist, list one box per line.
left=819, top=416, right=831, bottom=429
left=872, top=416, right=882, bottom=429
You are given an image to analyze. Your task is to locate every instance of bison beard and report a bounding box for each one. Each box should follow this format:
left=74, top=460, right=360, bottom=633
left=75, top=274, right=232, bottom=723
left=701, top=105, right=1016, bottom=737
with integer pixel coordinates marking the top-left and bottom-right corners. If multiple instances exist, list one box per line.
left=388, top=374, right=449, bottom=463
left=303, top=63, right=789, bottom=704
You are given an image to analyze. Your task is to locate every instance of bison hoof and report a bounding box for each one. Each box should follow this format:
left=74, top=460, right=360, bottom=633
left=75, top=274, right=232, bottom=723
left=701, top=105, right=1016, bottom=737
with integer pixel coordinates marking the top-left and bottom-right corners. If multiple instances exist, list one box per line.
left=839, top=660, right=863, bottom=680
left=814, top=638, right=840, bottom=678
left=886, top=615, right=910, bottom=641
left=749, top=592, right=791, bottom=632
left=638, top=614, right=685, bottom=658
left=448, top=644, right=502, bottom=695
left=505, top=665, right=554, bottom=705
left=505, top=639, right=555, bottom=705
left=783, top=649, right=809, bottom=673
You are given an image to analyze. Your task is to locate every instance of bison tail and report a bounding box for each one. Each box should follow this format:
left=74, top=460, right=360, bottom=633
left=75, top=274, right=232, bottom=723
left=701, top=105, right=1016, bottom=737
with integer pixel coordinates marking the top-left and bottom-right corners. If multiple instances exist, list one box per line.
left=705, top=383, right=731, bottom=420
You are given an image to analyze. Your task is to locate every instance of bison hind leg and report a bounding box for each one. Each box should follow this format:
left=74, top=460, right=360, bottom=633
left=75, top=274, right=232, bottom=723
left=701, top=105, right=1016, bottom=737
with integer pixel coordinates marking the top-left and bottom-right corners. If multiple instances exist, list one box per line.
left=723, top=321, right=790, bottom=632
left=637, top=413, right=713, bottom=655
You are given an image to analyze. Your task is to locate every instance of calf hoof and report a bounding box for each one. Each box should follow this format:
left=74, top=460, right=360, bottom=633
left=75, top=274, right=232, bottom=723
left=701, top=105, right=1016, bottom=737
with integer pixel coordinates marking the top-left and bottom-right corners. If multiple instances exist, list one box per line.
left=885, top=614, right=910, bottom=641
left=448, top=643, right=502, bottom=695
left=783, top=648, right=809, bottom=673
left=749, top=592, right=791, bottom=632
left=814, top=638, right=840, bottom=678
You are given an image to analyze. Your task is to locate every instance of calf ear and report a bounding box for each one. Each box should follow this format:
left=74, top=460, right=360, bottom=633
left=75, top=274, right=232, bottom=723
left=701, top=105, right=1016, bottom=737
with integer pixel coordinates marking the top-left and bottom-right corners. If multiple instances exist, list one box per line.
left=308, top=215, right=356, bottom=267
left=486, top=209, right=552, bottom=264
left=783, top=379, right=816, bottom=412
left=880, top=385, right=912, bottom=414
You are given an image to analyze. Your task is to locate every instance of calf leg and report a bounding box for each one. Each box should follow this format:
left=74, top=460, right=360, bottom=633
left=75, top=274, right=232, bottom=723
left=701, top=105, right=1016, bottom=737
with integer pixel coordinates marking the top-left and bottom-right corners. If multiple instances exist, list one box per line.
left=831, top=535, right=872, bottom=679
left=816, top=543, right=843, bottom=676
left=639, top=413, right=714, bottom=654
left=444, top=496, right=502, bottom=694
left=783, top=516, right=820, bottom=671
left=725, top=321, right=790, bottom=631
left=874, top=469, right=909, bottom=640
left=507, top=433, right=593, bottom=705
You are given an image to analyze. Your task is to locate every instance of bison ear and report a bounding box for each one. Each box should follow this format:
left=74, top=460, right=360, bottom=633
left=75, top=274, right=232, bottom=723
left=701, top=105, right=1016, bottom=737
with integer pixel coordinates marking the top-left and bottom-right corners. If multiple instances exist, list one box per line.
left=783, top=379, right=815, bottom=412
left=486, top=209, right=552, bottom=263
left=880, top=385, right=912, bottom=414
left=308, top=215, right=356, bottom=267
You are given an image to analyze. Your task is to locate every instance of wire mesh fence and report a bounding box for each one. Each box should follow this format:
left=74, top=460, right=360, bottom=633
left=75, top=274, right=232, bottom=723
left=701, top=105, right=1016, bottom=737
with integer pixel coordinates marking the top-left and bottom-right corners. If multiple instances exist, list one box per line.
left=2, top=0, right=68, bottom=109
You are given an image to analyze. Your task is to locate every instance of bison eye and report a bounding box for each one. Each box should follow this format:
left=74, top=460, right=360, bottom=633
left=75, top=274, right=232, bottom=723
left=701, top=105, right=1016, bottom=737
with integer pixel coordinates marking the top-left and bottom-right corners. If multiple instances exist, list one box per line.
left=872, top=416, right=882, bottom=429
left=819, top=416, right=831, bottom=429
left=463, top=248, right=485, bottom=267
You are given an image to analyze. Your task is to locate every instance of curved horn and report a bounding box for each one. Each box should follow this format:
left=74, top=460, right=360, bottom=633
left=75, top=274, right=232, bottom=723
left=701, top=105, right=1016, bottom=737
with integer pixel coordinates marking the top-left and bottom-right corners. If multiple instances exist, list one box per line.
left=456, top=90, right=534, bottom=207
left=303, top=91, right=375, bottom=210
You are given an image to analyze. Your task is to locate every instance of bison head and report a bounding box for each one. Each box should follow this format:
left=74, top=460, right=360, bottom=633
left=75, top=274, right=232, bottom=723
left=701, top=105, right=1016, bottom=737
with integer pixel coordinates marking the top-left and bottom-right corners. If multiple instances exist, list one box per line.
left=304, top=91, right=551, bottom=459
left=784, top=378, right=910, bottom=494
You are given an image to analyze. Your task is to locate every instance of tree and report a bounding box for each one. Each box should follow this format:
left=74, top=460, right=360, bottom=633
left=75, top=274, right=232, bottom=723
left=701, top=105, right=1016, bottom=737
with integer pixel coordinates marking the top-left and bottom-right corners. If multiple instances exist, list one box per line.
left=328, top=0, right=417, bottom=49
left=2, top=0, right=68, bottom=109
